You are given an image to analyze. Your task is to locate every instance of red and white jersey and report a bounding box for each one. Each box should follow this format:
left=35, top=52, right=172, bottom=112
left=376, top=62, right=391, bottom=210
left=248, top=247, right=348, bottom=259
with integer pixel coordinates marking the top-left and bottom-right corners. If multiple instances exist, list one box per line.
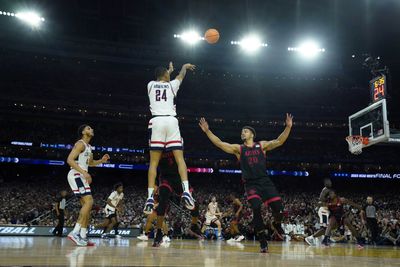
left=74, top=139, right=93, bottom=172
left=147, top=79, right=181, bottom=116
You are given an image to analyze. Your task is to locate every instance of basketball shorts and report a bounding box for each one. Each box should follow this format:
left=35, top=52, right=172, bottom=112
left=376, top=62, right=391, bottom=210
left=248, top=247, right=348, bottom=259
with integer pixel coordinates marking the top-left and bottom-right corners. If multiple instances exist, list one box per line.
left=318, top=207, right=330, bottom=227
left=245, top=180, right=281, bottom=206
left=148, top=116, right=183, bottom=151
left=67, top=170, right=91, bottom=197
left=105, top=207, right=117, bottom=219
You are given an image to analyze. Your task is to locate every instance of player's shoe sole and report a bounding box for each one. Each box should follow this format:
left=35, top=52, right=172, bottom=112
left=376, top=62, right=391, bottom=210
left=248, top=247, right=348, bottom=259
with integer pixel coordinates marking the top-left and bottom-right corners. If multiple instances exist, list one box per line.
left=67, top=234, right=87, bottom=247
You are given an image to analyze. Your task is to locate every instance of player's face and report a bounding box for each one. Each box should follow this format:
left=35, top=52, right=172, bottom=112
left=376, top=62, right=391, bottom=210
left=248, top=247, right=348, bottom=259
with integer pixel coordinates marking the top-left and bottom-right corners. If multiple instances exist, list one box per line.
left=83, top=126, right=94, bottom=137
left=324, top=179, right=332, bottom=188
left=211, top=197, right=216, bottom=203
left=367, top=197, right=373, bottom=204
left=241, top=129, right=253, bottom=141
left=117, top=186, right=124, bottom=193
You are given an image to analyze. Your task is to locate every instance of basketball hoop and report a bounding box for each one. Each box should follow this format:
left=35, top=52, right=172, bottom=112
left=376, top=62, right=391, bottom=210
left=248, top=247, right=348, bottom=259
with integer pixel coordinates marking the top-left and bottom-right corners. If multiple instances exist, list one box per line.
left=346, top=135, right=369, bottom=155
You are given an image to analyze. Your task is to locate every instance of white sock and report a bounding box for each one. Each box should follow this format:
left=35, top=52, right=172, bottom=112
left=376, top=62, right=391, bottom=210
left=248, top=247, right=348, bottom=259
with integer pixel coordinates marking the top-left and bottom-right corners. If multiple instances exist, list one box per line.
left=72, top=223, right=81, bottom=234
left=80, top=228, right=87, bottom=239
left=182, top=181, right=189, bottom=193
left=147, top=188, right=154, bottom=199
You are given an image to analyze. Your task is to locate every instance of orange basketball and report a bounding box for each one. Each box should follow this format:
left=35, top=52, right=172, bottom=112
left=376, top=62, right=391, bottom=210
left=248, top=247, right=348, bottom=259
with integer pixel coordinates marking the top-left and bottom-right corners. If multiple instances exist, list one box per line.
left=205, top=28, right=220, bottom=44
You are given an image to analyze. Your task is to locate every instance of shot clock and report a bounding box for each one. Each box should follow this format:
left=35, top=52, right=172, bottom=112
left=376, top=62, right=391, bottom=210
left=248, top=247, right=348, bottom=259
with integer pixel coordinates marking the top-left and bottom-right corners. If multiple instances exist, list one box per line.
left=370, top=75, right=386, bottom=103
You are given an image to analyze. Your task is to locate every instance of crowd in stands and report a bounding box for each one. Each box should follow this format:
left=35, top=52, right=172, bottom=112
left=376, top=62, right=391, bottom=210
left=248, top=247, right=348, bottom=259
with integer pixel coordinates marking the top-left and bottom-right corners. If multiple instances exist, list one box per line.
left=1, top=174, right=399, bottom=246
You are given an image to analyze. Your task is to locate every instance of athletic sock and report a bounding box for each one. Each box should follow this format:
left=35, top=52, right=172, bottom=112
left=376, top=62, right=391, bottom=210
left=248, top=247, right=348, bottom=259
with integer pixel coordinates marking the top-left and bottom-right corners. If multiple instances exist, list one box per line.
left=80, top=228, right=87, bottom=239
left=72, top=223, right=81, bottom=234
left=182, top=181, right=189, bottom=193
left=147, top=188, right=154, bottom=199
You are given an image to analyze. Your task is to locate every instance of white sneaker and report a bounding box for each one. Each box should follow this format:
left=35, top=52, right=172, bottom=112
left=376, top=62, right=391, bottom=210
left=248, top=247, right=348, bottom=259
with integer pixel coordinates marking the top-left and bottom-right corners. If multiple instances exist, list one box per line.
left=115, top=234, right=122, bottom=239
left=227, top=238, right=236, bottom=242
left=162, top=235, right=171, bottom=243
left=67, top=232, right=87, bottom=247
left=235, top=235, right=245, bottom=242
left=305, top=236, right=315, bottom=246
left=137, top=234, right=149, bottom=241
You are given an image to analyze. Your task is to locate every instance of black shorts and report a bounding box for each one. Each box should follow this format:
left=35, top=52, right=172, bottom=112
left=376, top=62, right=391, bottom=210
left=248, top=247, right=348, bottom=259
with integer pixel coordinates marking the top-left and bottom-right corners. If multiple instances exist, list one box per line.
left=245, top=181, right=281, bottom=206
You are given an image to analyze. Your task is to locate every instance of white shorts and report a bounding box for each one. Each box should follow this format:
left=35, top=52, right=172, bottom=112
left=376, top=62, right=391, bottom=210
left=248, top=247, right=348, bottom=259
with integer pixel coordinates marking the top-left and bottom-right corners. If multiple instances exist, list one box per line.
left=67, top=169, right=91, bottom=197
left=205, top=214, right=218, bottom=226
left=318, top=207, right=330, bottom=227
left=148, top=116, right=183, bottom=151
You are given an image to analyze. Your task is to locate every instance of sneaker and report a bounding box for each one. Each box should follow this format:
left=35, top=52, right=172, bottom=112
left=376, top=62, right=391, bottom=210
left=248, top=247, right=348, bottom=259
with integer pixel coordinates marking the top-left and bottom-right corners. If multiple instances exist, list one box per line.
left=181, top=192, right=195, bottom=210
left=321, top=236, right=330, bottom=247
left=258, top=232, right=268, bottom=253
left=162, top=235, right=171, bottom=243
left=152, top=232, right=163, bottom=247
left=305, top=236, right=315, bottom=246
left=227, top=237, right=236, bottom=242
left=143, top=198, right=155, bottom=215
left=137, top=234, right=149, bottom=241
left=115, top=234, right=122, bottom=239
left=235, top=235, right=245, bottom=242
left=67, top=232, right=87, bottom=247
left=82, top=238, right=95, bottom=247
left=217, top=236, right=224, bottom=241
left=356, top=238, right=364, bottom=249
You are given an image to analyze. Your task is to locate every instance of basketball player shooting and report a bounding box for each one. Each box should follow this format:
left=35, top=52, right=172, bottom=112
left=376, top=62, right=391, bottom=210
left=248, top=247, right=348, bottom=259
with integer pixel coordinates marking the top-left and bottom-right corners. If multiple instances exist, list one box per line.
left=144, top=62, right=196, bottom=215
left=199, top=114, right=293, bottom=253
left=66, top=125, right=110, bottom=246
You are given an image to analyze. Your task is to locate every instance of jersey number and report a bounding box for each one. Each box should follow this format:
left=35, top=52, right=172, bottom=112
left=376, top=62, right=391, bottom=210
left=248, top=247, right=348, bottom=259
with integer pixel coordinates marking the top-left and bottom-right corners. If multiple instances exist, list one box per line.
left=155, top=89, right=167, bottom=102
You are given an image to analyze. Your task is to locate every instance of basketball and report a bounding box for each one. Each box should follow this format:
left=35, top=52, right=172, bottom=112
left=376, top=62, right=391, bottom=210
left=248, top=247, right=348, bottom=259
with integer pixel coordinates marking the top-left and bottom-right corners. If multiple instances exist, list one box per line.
left=205, top=29, right=220, bottom=44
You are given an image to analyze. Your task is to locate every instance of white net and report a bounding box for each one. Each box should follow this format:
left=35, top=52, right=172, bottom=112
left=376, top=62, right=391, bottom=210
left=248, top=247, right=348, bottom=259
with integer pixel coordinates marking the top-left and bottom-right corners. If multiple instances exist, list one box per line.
left=345, top=135, right=365, bottom=155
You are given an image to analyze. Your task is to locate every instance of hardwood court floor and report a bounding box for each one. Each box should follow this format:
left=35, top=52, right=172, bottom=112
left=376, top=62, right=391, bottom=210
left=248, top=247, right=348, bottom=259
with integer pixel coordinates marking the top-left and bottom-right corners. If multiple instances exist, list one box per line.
left=0, top=237, right=399, bottom=266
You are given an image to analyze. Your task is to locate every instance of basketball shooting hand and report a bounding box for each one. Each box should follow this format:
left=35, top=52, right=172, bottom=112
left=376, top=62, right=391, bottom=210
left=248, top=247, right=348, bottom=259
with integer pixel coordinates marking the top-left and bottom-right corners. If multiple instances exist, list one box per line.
left=168, top=62, right=174, bottom=74
left=199, top=118, right=209, bottom=133
left=101, top=154, right=110, bottom=163
left=183, top=63, right=196, bottom=71
left=285, top=113, right=293, bottom=128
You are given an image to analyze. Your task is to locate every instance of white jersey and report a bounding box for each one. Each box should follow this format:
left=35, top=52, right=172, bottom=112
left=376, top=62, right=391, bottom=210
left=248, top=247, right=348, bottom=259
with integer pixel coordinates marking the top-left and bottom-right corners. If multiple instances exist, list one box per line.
left=75, top=140, right=93, bottom=172
left=206, top=202, right=218, bottom=217
left=105, top=191, right=124, bottom=212
left=147, top=79, right=181, bottom=116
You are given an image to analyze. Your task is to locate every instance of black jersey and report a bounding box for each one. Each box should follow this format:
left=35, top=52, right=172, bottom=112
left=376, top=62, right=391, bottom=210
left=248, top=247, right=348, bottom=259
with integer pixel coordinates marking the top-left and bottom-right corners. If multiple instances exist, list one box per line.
left=239, top=142, right=268, bottom=184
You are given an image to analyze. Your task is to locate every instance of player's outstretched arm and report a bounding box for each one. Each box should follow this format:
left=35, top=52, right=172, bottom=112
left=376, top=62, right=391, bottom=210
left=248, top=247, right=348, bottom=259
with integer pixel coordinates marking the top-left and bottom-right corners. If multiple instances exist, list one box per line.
left=167, top=62, right=174, bottom=74
left=89, top=154, right=110, bottom=167
left=261, top=113, right=293, bottom=151
left=175, top=63, right=196, bottom=82
left=199, top=117, right=240, bottom=156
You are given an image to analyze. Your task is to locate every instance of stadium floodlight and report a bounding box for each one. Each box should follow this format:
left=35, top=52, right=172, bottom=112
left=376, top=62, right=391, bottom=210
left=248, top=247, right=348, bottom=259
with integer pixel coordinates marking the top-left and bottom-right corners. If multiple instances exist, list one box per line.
left=231, top=35, right=267, bottom=53
left=15, top=11, right=45, bottom=27
left=173, top=30, right=204, bottom=45
left=288, top=41, right=325, bottom=58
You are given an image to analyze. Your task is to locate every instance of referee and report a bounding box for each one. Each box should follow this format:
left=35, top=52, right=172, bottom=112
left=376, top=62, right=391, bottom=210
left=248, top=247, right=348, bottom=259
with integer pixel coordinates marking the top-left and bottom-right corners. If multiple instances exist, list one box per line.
left=53, top=190, right=67, bottom=237
left=361, top=196, right=379, bottom=244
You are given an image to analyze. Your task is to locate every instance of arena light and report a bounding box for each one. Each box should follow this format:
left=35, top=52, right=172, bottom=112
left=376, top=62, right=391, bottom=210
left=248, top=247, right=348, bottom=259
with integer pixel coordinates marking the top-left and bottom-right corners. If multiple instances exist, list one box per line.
left=288, top=41, right=325, bottom=58
left=231, top=35, right=267, bottom=53
left=0, top=10, right=45, bottom=27
left=15, top=11, right=45, bottom=27
left=173, top=30, right=204, bottom=45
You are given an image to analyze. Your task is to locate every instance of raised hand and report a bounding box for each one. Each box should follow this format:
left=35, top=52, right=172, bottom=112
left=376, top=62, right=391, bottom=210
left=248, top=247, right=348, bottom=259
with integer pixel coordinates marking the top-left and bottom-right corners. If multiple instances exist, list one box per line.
left=285, top=113, right=293, bottom=128
left=168, top=62, right=174, bottom=74
left=199, top=117, right=210, bottom=133
left=183, top=63, right=196, bottom=71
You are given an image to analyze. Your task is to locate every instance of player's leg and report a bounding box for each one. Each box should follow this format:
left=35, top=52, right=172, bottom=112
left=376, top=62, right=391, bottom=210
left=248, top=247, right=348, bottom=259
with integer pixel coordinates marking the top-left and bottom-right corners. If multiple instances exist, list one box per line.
left=165, top=117, right=195, bottom=210
left=189, top=205, right=202, bottom=236
left=343, top=217, right=364, bottom=247
left=214, top=219, right=223, bottom=240
left=78, top=195, right=94, bottom=242
left=106, top=217, right=117, bottom=233
left=145, top=118, right=165, bottom=214
left=263, top=185, right=285, bottom=240
left=322, top=216, right=338, bottom=246
left=248, top=193, right=268, bottom=253
left=153, top=185, right=171, bottom=246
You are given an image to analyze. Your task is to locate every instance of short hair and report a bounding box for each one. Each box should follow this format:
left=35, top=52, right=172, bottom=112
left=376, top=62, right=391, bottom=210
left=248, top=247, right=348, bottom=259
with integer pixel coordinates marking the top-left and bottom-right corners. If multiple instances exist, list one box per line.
left=242, top=126, right=256, bottom=138
left=77, top=124, right=89, bottom=139
left=114, top=182, right=123, bottom=190
left=154, top=66, right=167, bottom=80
